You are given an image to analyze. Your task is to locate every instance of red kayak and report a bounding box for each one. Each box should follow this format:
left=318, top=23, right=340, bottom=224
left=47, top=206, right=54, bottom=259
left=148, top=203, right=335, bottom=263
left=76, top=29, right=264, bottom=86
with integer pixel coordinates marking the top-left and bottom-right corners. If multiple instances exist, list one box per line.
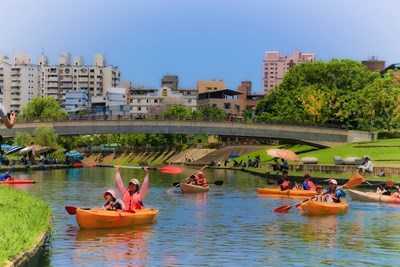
left=0, top=179, right=36, bottom=184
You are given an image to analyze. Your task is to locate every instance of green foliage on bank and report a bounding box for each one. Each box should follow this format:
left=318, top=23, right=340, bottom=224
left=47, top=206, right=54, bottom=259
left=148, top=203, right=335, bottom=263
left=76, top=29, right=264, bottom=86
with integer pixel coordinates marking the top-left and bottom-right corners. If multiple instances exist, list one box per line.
left=0, top=186, right=52, bottom=265
left=257, top=60, right=400, bottom=131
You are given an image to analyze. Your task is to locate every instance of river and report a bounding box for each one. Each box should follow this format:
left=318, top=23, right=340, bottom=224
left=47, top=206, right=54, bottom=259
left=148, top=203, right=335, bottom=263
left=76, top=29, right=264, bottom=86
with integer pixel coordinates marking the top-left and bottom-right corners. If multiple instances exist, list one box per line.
left=14, top=167, right=400, bottom=266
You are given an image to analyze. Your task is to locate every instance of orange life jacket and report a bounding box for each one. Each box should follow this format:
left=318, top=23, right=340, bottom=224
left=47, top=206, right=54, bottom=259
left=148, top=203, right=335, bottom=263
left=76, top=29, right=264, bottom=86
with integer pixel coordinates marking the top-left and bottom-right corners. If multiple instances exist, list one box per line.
left=122, top=191, right=143, bottom=210
left=281, top=180, right=291, bottom=190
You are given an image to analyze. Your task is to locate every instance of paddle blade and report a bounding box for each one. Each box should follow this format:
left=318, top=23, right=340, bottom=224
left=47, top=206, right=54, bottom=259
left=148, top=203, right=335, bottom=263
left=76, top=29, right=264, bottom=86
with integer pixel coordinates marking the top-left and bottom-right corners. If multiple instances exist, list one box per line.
left=343, top=173, right=366, bottom=189
left=65, top=206, right=77, bottom=215
left=157, top=166, right=183, bottom=174
left=213, top=180, right=224, bottom=186
left=273, top=205, right=292, bottom=213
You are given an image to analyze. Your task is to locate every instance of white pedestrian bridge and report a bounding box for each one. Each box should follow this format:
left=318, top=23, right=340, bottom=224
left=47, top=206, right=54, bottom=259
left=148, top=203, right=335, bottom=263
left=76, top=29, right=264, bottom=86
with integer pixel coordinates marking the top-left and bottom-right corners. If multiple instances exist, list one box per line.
left=0, top=119, right=374, bottom=148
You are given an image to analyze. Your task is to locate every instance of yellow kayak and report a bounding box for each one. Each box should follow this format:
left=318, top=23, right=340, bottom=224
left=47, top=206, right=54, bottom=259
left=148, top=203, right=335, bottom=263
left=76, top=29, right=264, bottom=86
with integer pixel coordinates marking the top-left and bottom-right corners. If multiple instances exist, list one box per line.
left=180, top=183, right=209, bottom=193
left=297, top=201, right=348, bottom=216
left=76, top=208, right=159, bottom=229
left=257, top=188, right=316, bottom=197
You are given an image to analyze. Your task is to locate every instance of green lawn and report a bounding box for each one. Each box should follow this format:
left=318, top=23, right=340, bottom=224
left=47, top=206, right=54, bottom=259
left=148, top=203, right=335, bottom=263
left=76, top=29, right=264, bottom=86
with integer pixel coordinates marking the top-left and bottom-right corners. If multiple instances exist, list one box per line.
left=0, top=186, right=52, bottom=265
left=232, top=139, right=400, bottom=181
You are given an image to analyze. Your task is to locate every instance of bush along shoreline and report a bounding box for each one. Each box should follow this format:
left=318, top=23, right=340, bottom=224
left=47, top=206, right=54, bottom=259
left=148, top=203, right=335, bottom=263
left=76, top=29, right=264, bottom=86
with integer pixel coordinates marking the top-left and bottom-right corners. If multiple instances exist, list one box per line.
left=0, top=185, right=52, bottom=266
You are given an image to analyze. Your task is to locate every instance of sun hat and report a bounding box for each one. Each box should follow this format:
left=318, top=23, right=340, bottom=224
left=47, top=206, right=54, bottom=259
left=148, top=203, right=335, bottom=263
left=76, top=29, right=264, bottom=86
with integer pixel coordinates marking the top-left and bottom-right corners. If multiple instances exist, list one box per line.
left=129, top=178, right=140, bottom=186
left=328, top=179, right=337, bottom=185
left=104, top=189, right=117, bottom=199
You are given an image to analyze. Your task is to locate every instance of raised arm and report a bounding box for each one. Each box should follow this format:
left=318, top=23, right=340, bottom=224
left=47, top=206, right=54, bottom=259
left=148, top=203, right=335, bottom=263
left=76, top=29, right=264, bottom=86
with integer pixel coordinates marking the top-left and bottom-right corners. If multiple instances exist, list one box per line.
left=115, top=166, right=125, bottom=196
left=139, top=167, right=149, bottom=199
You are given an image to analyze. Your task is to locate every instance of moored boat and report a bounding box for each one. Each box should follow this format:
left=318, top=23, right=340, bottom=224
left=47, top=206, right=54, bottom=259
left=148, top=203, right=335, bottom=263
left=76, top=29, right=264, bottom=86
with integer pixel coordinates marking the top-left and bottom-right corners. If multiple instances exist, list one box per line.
left=347, top=189, right=400, bottom=203
left=257, top=188, right=316, bottom=197
left=297, top=201, right=348, bottom=216
left=180, top=183, right=209, bottom=193
left=76, top=208, right=159, bottom=229
left=0, top=179, right=36, bottom=185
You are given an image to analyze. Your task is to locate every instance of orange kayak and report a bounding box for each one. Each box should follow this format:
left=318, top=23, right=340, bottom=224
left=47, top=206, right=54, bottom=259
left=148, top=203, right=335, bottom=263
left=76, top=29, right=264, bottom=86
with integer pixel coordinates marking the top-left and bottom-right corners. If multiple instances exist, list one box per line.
left=298, top=201, right=348, bottom=216
left=180, top=183, right=209, bottom=193
left=257, top=188, right=316, bottom=197
left=76, top=208, right=159, bottom=229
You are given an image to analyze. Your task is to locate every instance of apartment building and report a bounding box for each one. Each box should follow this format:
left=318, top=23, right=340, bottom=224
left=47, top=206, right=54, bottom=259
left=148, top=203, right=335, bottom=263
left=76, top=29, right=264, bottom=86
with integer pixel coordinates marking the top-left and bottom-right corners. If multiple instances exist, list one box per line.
left=0, top=53, right=40, bottom=113
left=40, top=53, right=120, bottom=108
left=1, top=52, right=120, bottom=113
left=263, top=51, right=315, bottom=93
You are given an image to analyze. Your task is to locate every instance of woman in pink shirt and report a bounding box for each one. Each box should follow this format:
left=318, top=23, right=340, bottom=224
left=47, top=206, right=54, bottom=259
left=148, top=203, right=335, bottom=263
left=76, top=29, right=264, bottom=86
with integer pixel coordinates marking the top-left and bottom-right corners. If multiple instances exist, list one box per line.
left=115, top=166, right=149, bottom=211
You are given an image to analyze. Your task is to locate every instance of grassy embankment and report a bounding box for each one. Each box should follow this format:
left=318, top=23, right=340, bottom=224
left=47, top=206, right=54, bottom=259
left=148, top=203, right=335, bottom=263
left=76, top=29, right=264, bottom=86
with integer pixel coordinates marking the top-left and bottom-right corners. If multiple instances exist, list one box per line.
left=0, top=186, right=52, bottom=266
left=217, top=139, right=400, bottom=181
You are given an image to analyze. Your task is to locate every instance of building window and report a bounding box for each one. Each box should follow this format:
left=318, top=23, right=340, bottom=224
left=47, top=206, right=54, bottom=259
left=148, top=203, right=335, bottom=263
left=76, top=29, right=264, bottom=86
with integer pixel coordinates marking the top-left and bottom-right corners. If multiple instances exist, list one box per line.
left=154, top=99, right=158, bottom=103
left=224, top=103, right=231, bottom=109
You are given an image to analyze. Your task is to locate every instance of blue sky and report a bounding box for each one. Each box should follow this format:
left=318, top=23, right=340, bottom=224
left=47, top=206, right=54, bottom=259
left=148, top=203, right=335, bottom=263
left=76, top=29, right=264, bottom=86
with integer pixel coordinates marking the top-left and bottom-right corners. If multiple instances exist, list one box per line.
left=1, top=0, right=400, bottom=93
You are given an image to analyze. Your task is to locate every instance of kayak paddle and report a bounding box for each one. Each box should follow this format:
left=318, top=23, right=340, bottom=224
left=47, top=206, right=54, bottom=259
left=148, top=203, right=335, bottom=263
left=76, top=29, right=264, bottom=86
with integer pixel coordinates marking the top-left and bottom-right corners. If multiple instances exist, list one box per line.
left=273, top=199, right=310, bottom=213
left=97, top=164, right=183, bottom=174
left=342, top=173, right=368, bottom=188
left=65, top=206, right=90, bottom=215
left=171, top=180, right=224, bottom=187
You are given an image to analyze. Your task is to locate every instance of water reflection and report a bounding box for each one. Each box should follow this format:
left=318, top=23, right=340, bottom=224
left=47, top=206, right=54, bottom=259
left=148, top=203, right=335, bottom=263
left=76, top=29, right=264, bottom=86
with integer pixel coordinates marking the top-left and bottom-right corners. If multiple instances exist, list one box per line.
left=16, top=168, right=400, bottom=266
left=71, top=225, right=154, bottom=266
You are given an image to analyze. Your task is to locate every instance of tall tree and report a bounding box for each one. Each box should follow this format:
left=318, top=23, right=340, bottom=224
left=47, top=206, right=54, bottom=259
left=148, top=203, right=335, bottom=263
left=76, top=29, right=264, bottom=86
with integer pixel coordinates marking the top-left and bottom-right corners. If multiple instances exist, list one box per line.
left=357, top=71, right=400, bottom=131
left=19, top=96, right=67, bottom=121
left=33, top=126, right=58, bottom=147
left=256, top=59, right=379, bottom=127
left=13, top=132, right=34, bottom=146
left=163, top=105, right=193, bottom=120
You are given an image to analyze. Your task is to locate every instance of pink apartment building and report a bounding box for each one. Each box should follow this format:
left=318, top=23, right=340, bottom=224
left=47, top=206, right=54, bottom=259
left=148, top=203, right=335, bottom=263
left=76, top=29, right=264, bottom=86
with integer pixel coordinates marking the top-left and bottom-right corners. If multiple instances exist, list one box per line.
left=263, top=51, right=315, bottom=93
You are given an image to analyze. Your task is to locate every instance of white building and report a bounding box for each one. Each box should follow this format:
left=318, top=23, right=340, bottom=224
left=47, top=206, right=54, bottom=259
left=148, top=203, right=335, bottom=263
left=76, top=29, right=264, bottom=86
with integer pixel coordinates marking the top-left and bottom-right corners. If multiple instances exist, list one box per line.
left=128, top=85, right=197, bottom=118
left=0, top=52, right=120, bottom=113
left=40, top=53, right=120, bottom=108
left=0, top=53, right=40, bottom=113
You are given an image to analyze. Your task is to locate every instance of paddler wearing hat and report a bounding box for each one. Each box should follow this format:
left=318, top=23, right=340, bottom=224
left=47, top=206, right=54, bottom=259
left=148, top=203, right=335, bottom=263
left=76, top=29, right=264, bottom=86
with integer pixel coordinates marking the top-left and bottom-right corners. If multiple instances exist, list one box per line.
left=115, top=166, right=149, bottom=211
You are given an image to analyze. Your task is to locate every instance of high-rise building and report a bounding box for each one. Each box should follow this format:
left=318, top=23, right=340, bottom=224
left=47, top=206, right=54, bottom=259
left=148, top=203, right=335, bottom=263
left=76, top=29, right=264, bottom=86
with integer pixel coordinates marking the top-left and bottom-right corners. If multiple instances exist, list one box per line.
left=262, top=51, right=315, bottom=93
left=40, top=52, right=120, bottom=108
left=0, top=53, right=40, bottom=113
left=0, top=52, right=120, bottom=113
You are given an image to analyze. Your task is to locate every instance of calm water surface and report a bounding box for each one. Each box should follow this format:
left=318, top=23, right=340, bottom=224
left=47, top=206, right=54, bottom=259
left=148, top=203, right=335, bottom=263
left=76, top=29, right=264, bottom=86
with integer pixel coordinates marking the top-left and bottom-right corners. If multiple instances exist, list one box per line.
left=15, top=167, right=400, bottom=266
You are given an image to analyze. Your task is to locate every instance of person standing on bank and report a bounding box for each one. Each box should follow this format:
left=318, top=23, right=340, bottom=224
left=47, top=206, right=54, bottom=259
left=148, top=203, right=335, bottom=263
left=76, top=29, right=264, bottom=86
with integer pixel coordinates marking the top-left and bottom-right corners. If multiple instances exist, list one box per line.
left=0, top=103, right=15, bottom=129
left=115, top=166, right=149, bottom=211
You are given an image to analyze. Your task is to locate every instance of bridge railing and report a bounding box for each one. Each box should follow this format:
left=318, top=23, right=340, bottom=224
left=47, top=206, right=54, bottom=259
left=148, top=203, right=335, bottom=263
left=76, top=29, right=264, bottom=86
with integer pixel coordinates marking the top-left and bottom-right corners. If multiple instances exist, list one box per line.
left=14, top=114, right=344, bottom=130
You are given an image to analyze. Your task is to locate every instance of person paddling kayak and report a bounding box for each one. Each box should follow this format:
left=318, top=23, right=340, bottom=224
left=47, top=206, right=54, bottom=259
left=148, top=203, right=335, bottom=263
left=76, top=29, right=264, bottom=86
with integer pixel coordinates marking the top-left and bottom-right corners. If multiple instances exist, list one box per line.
left=302, top=173, right=316, bottom=190
left=115, top=166, right=149, bottom=211
left=0, top=170, right=15, bottom=181
left=324, top=179, right=346, bottom=203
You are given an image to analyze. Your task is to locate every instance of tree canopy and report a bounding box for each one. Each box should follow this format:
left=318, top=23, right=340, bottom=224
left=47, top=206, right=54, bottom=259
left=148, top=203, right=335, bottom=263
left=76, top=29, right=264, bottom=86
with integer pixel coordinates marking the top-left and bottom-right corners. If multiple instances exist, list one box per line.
left=19, top=96, right=67, bottom=120
left=256, top=59, right=382, bottom=130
